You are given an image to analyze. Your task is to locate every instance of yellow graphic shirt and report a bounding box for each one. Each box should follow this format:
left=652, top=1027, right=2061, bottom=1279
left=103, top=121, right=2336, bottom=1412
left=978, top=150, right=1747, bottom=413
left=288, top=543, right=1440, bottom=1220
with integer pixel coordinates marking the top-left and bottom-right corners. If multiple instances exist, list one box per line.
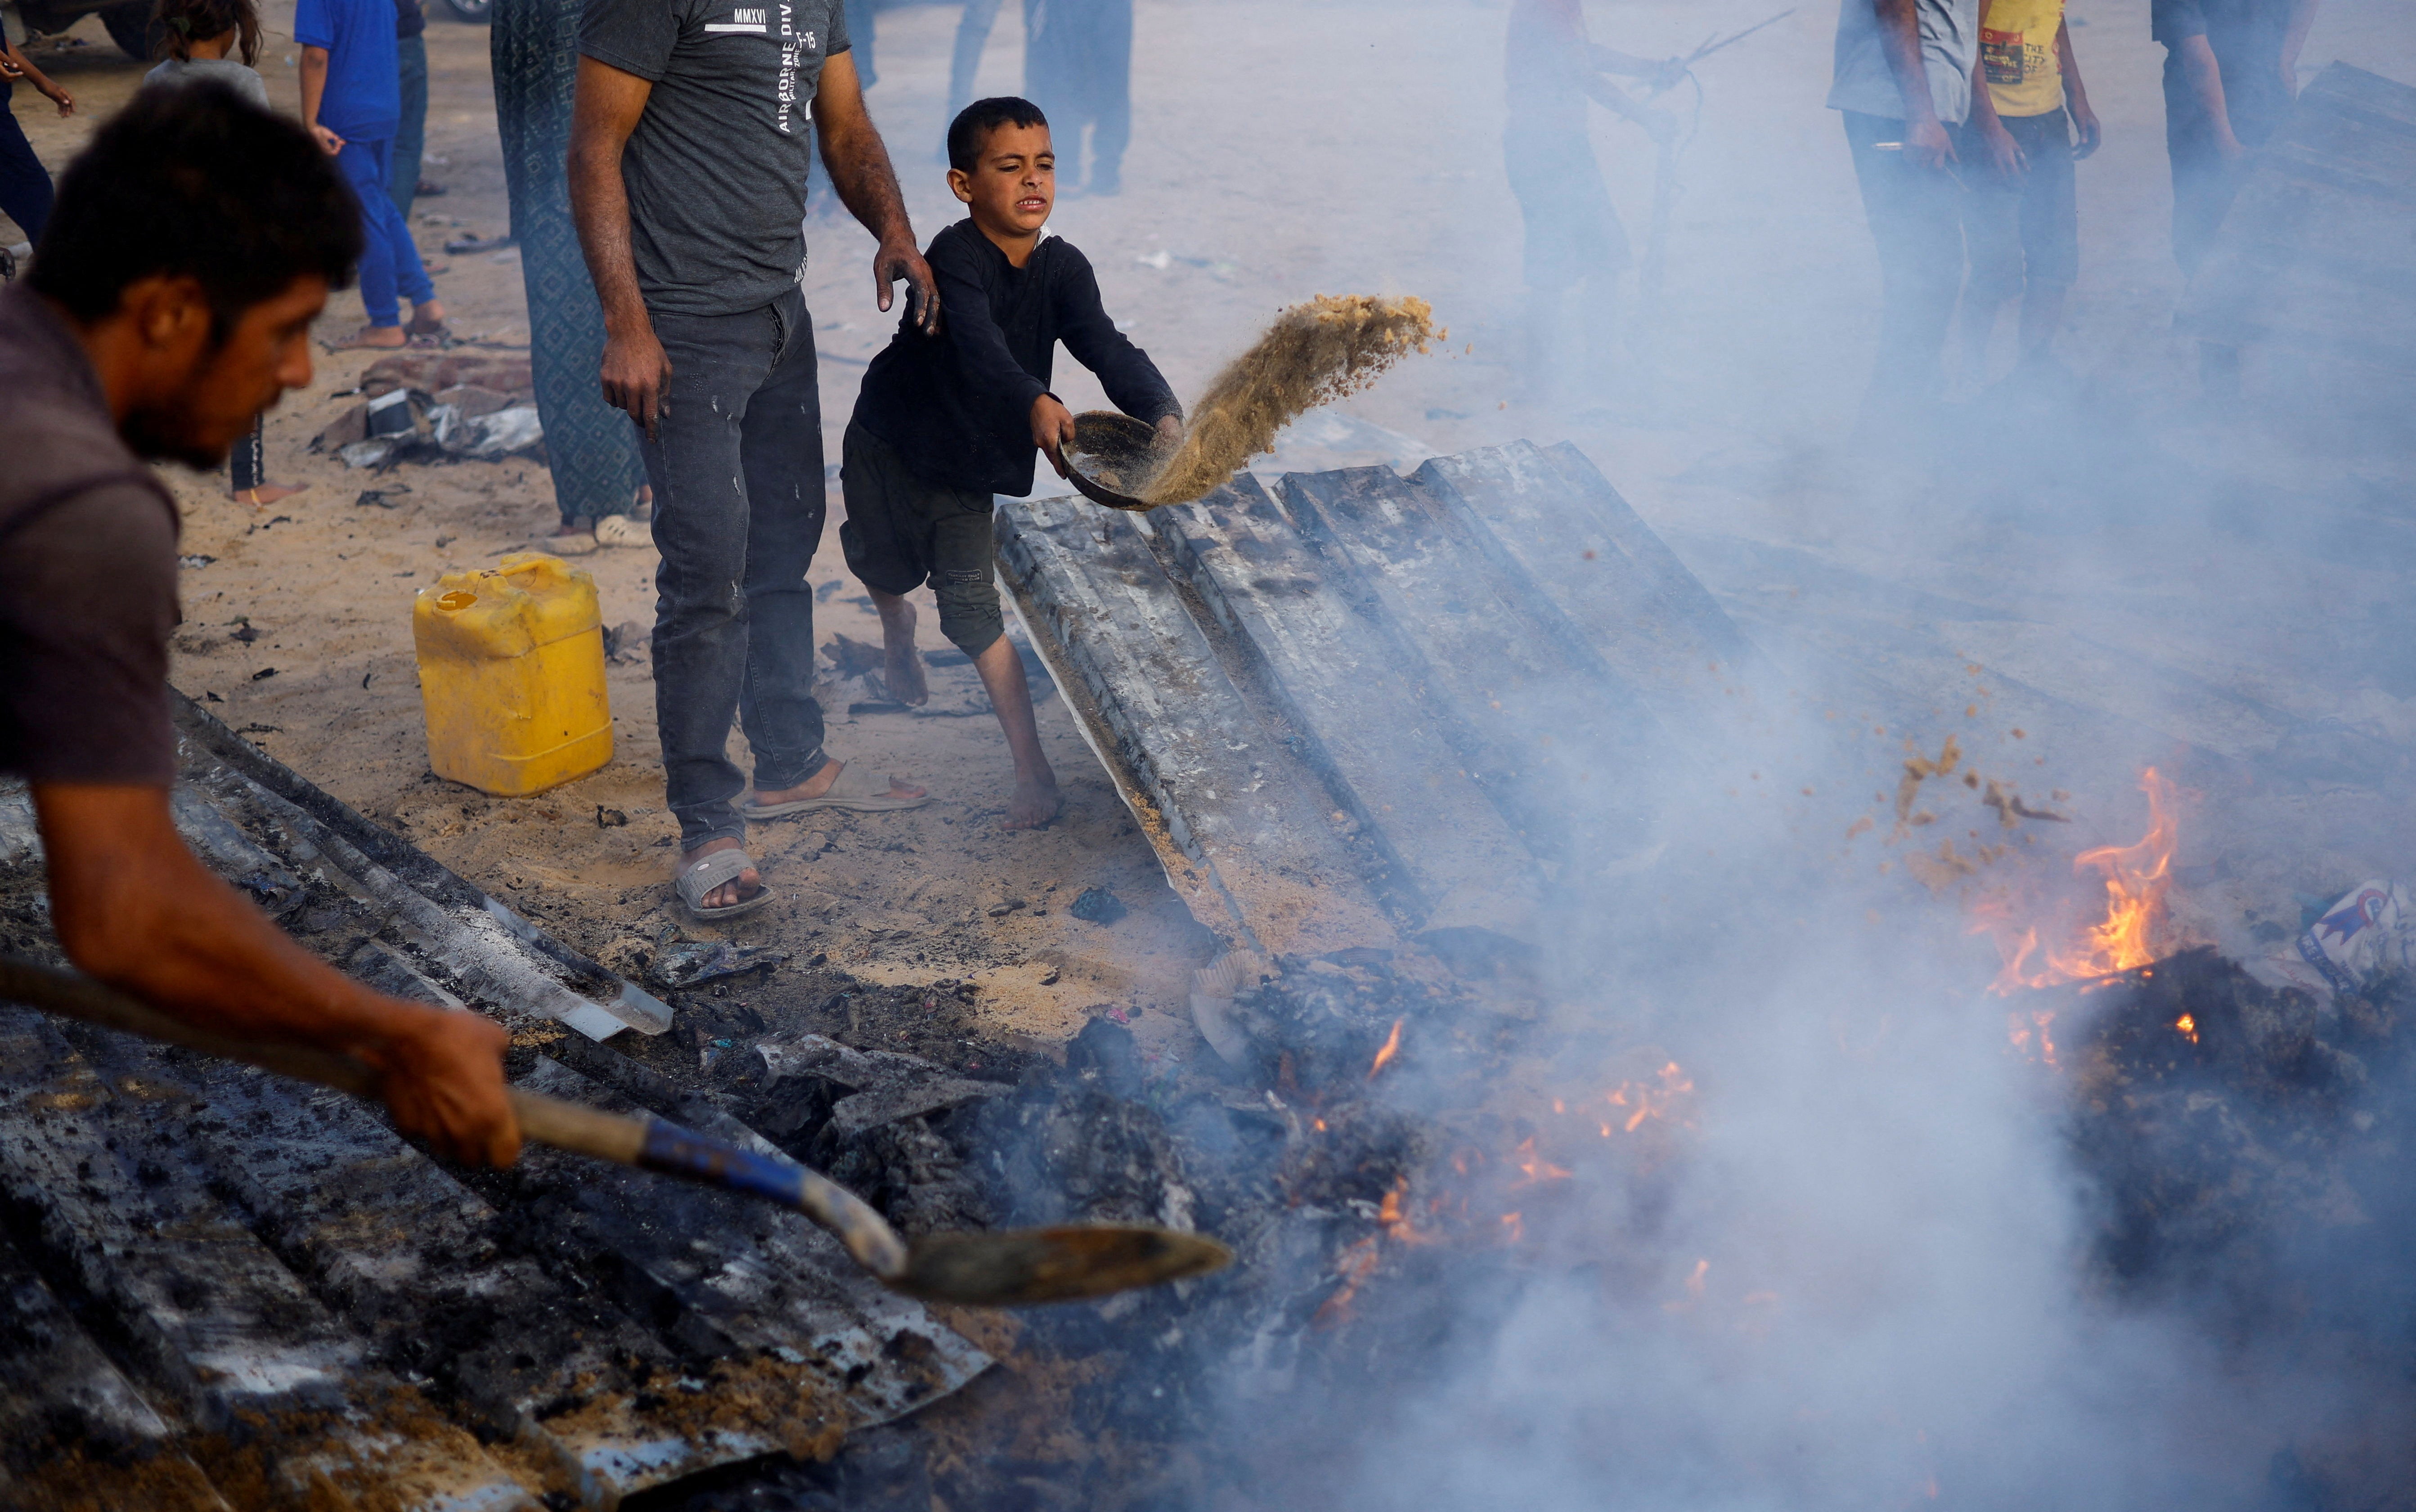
left=1979, top=0, right=2065, bottom=117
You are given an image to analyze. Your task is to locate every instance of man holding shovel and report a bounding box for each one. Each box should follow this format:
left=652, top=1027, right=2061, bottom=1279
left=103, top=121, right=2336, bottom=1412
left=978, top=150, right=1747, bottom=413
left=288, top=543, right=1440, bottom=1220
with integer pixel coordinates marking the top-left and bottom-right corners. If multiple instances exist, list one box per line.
left=0, top=86, right=521, bottom=1168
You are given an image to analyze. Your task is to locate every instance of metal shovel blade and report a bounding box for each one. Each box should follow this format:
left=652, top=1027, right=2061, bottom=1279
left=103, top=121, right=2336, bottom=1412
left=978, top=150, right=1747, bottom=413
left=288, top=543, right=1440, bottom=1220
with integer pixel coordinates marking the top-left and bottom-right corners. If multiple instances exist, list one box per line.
left=894, top=1225, right=1234, bottom=1306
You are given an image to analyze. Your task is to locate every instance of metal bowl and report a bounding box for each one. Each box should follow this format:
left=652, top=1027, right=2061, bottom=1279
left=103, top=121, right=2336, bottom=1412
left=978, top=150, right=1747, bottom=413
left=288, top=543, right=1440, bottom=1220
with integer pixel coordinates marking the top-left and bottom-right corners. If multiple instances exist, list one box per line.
left=1064, top=411, right=1167, bottom=512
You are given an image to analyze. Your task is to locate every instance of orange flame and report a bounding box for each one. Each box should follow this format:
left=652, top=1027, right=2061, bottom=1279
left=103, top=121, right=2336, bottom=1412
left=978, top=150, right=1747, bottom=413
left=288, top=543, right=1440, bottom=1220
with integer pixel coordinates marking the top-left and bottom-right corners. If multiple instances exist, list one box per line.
left=1368, top=1018, right=1404, bottom=1080
left=1604, top=1061, right=1696, bottom=1131
left=1510, top=1136, right=1573, bottom=1188
left=2175, top=1013, right=2198, bottom=1044
left=1979, top=769, right=2181, bottom=995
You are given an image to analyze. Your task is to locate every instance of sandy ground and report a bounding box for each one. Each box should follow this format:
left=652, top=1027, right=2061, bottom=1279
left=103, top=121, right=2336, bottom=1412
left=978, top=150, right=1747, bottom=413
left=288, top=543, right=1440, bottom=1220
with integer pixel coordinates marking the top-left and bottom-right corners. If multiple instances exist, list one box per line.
left=6, top=0, right=2416, bottom=1054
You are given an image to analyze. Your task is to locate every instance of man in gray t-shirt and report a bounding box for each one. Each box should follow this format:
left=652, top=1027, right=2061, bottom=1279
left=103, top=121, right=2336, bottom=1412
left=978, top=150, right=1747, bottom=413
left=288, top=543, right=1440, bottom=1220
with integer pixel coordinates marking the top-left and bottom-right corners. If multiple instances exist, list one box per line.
left=1827, top=0, right=1981, bottom=440
left=572, top=0, right=938, bottom=921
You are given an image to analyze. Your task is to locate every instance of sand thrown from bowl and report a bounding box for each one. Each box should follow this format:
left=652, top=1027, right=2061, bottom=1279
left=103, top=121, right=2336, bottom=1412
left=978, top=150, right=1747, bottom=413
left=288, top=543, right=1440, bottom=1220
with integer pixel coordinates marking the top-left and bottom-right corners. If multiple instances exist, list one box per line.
left=1090, top=294, right=1438, bottom=508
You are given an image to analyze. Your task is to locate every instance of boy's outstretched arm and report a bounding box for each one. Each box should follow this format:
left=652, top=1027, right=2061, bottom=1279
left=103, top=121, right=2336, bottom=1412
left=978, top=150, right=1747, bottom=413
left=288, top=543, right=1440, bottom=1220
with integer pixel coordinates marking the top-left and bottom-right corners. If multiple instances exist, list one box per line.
left=812, top=51, right=939, bottom=336
left=1054, top=255, right=1181, bottom=441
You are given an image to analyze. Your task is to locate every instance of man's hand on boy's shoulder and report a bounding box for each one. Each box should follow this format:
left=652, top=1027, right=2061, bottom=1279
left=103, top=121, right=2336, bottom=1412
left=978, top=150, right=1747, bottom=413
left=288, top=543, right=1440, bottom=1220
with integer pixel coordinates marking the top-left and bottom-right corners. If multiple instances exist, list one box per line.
left=1031, top=393, right=1076, bottom=477
left=876, top=236, right=941, bottom=336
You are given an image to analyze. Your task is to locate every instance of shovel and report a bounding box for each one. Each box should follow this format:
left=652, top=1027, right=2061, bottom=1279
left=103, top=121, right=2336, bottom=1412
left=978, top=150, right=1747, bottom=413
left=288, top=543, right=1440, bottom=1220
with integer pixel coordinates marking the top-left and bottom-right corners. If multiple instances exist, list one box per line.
left=0, top=956, right=1230, bottom=1308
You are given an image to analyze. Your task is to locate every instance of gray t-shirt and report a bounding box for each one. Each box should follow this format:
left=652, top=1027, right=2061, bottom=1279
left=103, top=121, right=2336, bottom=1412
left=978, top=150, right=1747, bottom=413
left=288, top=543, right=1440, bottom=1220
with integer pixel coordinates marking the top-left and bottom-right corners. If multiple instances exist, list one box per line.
left=1828, top=0, right=1979, bottom=125
left=579, top=0, right=851, bottom=318
left=142, top=57, right=272, bottom=110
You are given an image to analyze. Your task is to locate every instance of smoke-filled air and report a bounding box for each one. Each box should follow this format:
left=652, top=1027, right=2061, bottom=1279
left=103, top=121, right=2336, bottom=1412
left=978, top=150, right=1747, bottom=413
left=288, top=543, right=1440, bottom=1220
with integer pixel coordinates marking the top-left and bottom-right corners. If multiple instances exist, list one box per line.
left=0, top=1, right=2409, bottom=1509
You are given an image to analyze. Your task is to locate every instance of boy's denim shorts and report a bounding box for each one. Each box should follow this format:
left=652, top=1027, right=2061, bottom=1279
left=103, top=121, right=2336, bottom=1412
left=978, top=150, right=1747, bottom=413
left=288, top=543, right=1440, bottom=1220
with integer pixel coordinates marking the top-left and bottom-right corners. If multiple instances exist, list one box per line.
left=838, top=421, right=1006, bottom=657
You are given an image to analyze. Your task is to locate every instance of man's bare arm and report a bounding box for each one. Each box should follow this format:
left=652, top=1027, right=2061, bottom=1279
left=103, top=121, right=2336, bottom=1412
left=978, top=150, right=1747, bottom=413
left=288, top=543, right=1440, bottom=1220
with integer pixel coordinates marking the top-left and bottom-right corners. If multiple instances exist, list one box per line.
left=568, top=57, right=672, bottom=435
left=32, top=784, right=518, bottom=1167
left=1875, top=0, right=1953, bottom=168
left=2058, top=20, right=2101, bottom=157
left=2176, top=34, right=2242, bottom=157
left=811, top=50, right=939, bottom=336
left=1967, top=56, right=2022, bottom=175
left=1580, top=73, right=1675, bottom=144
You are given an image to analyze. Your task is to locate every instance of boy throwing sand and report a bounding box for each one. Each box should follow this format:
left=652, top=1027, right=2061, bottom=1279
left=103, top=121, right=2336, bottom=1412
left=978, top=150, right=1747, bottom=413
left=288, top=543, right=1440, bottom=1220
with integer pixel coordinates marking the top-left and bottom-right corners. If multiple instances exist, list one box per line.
left=842, top=96, right=1180, bottom=830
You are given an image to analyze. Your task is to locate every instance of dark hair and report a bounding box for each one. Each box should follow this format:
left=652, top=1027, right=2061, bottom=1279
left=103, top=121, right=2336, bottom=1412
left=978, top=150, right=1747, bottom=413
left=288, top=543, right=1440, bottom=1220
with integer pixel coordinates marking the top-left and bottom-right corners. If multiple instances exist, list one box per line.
left=946, top=96, right=1049, bottom=174
left=153, top=0, right=261, bottom=65
left=30, top=82, right=359, bottom=339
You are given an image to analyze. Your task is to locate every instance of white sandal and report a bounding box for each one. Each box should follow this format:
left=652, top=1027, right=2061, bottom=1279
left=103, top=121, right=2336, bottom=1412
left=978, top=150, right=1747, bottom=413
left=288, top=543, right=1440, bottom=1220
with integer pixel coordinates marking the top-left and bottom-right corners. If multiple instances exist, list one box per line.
left=594, top=512, right=650, bottom=548
left=674, top=847, right=773, bottom=920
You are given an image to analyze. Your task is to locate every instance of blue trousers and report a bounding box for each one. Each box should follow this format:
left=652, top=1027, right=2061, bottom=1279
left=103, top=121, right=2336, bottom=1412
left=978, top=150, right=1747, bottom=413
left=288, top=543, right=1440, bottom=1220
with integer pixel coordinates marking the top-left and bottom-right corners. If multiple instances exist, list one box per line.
left=0, top=82, right=53, bottom=245
left=337, top=136, right=433, bottom=327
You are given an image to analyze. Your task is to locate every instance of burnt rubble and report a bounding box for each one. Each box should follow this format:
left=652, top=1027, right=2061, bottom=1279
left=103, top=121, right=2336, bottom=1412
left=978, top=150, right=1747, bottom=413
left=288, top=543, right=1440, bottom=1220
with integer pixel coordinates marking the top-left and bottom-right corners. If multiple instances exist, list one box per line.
left=2049, top=949, right=2416, bottom=1328
left=618, top=932, right=2416, bottom=1512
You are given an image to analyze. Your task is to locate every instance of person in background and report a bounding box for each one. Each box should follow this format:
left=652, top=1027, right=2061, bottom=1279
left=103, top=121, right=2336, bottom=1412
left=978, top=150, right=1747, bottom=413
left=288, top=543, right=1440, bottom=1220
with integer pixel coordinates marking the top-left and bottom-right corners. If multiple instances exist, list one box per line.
left=146, top=0, right=308, bottom=508
left=147, top=0, right=268, bottom=105
left=490, top=0, right=646, bottom=555
left=298, top=0, right=447, bottom=348
left=4, top=84, right=518, bottom=1168
left=1956, top=0, right=2100, bottom=387
left=945, top=0, right=1002, bottom=136
left=2151, top=0, right=2320, bottom=395
left=0, top=34, right=72, bottom=251
left=1828, top=0, right=1982, bottom=441
left=391, top=0, right=430, bottom=223
left=1502, top=0, right=1677, bottom=409
left=1023, top=0, right=1129, bottom=195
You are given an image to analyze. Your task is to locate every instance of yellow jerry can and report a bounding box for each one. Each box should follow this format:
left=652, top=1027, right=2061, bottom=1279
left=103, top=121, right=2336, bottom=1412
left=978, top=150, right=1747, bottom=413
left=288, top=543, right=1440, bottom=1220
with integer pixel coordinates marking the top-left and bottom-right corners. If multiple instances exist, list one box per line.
left=412, top=552, right=613, bottom=796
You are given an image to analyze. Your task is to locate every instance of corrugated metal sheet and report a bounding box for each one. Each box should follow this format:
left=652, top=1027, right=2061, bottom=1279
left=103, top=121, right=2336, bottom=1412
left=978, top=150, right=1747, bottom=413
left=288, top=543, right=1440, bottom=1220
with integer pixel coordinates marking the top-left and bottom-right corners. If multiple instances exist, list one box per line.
left=0, top=699, right=988, bottom=1510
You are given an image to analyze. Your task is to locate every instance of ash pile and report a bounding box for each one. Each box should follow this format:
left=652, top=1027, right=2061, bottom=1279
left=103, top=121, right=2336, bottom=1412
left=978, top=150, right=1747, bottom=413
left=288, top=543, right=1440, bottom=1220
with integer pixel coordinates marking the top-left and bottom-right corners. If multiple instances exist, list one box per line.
left=676, top=942, right=1665, bottom=1511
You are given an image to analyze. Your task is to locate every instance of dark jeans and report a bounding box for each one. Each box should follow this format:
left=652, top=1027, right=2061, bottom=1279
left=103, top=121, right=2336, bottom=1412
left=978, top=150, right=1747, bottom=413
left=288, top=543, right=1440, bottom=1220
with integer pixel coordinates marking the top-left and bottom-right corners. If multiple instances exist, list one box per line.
left=1842, top=109, right=1967, bottom=421
left=1956, top=108, right=2078, bottom=308
left=391, top=34, right=428, bottom=222
left=641, top=283, right=828, bottom=848
left=0, top=82, right=53, bottom=245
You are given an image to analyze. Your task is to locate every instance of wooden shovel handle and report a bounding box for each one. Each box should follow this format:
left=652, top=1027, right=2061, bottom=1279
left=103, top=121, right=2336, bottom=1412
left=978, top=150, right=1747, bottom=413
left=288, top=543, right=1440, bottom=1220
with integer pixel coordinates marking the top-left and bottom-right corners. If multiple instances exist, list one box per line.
left=0, top=956, right=910, bottom=1280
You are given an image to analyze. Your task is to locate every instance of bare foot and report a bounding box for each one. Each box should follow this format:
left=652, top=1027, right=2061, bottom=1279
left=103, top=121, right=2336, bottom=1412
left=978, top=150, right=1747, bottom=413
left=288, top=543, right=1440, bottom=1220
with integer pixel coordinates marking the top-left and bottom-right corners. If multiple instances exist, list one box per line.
left=234, top=484, right=308, bottom=507
left=681, top=835, right=763, bottom=911
left=751, top=757, right=927, bottom=808
left=407, top=300, right=448, bottom=336
left=1003, top=773, right=1062, bottom=831
left=871, top=592, right=930, bottom=706
left=334, top=325, right=408, bottom=350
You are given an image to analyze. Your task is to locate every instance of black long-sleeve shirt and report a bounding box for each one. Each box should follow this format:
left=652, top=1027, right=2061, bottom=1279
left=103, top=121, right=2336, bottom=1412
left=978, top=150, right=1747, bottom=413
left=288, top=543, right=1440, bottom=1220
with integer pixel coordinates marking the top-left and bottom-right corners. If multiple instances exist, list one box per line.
left=852, top=220, right=1181, bottom=497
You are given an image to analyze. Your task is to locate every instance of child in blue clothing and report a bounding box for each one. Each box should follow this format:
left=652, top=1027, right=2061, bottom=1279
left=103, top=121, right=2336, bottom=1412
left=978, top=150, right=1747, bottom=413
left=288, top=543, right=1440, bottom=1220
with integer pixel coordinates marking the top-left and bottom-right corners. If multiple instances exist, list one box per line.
left=296, top=0, right=445, bottom=347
